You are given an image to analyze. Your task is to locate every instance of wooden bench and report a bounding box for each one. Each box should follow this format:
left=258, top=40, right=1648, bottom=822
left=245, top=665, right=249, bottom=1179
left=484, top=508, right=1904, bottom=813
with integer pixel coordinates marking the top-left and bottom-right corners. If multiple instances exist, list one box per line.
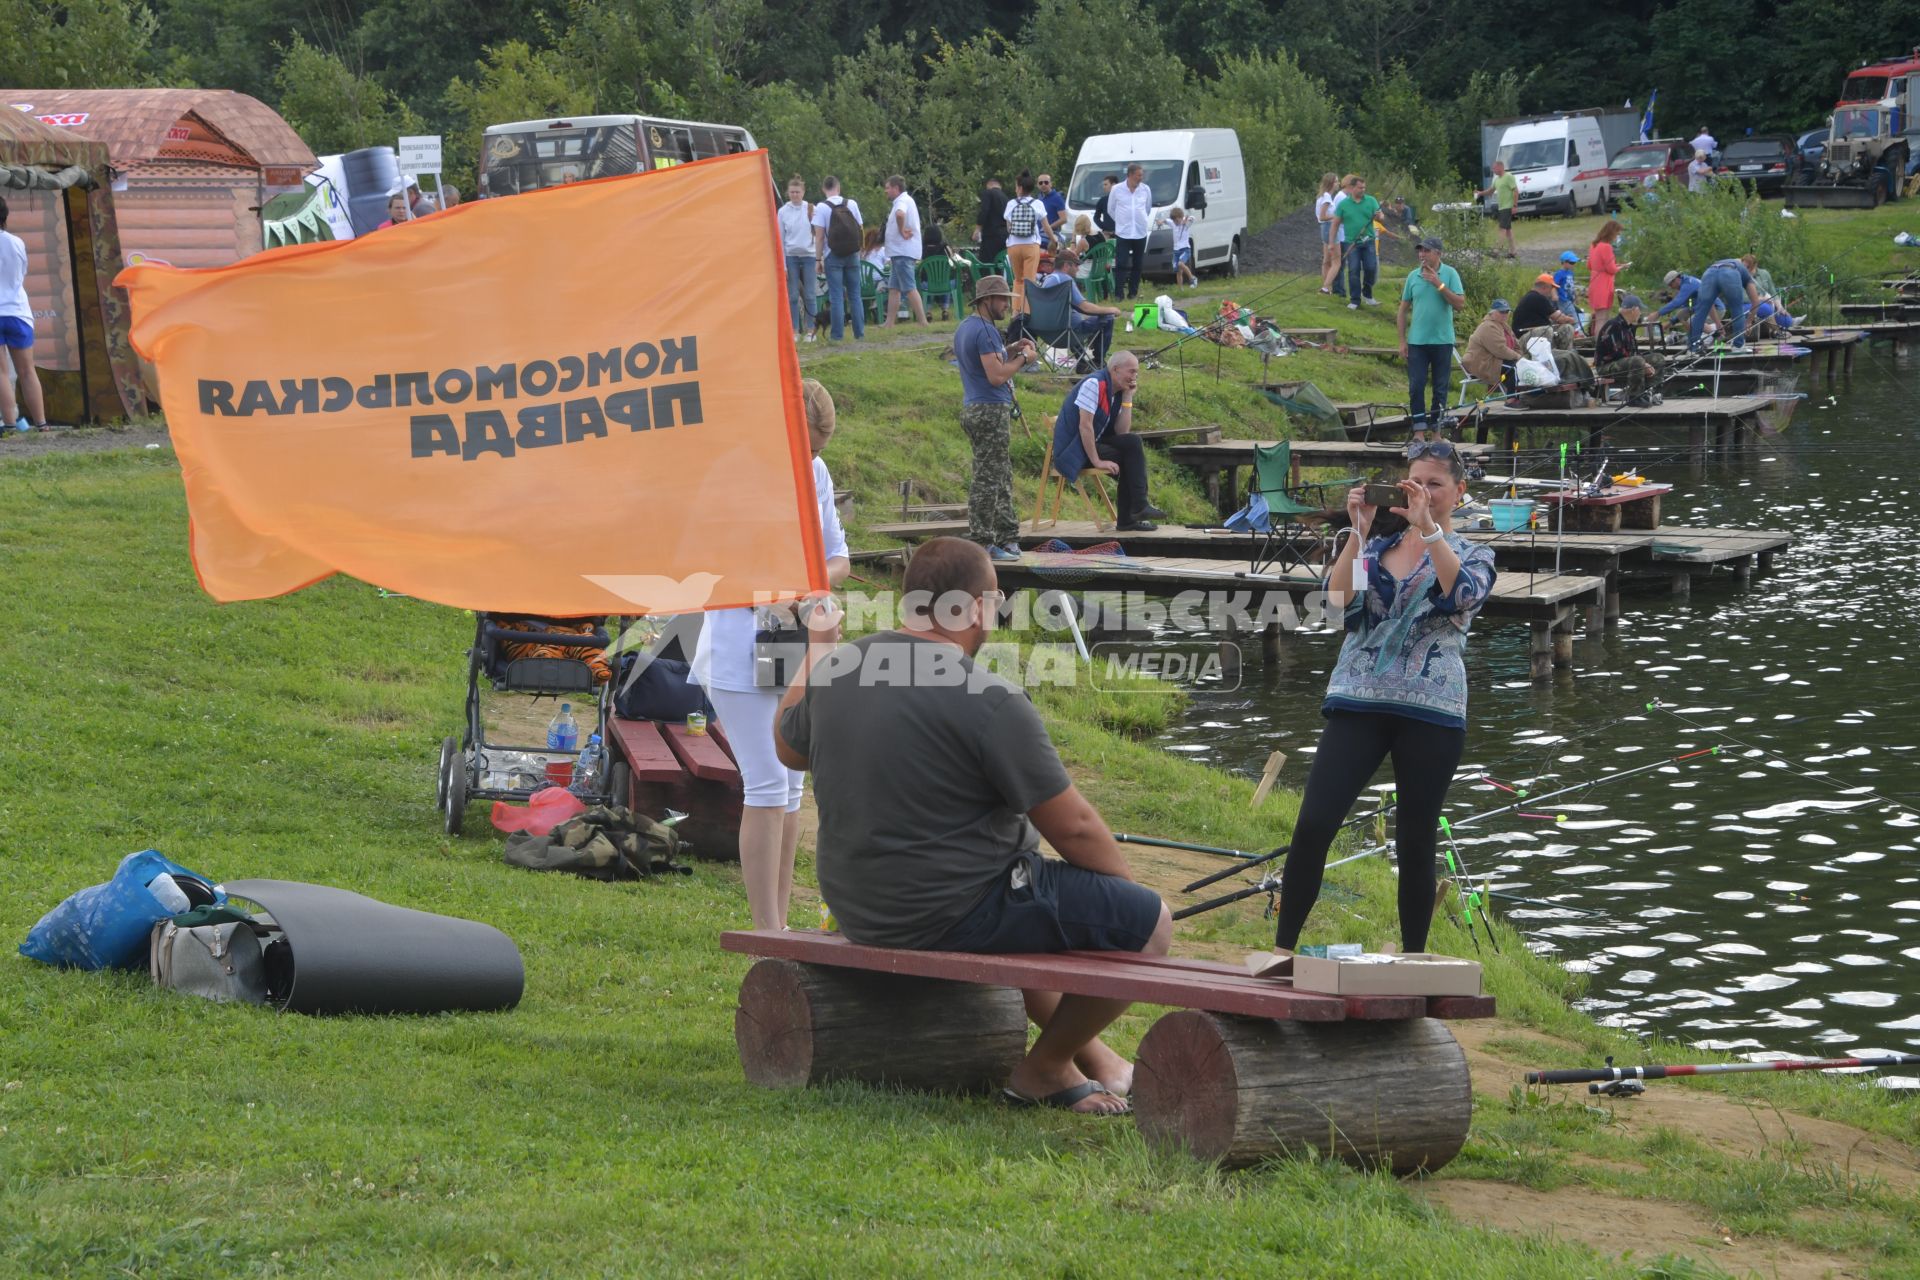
left=723, top=928, right=1494, bottom=1172
left=607, top=716, right=744, bottom=860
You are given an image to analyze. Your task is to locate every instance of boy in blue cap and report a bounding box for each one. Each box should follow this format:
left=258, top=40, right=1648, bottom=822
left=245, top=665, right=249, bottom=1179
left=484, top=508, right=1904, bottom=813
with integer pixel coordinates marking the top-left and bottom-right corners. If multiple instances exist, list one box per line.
left=1552, top=251, right=1584, bottom=334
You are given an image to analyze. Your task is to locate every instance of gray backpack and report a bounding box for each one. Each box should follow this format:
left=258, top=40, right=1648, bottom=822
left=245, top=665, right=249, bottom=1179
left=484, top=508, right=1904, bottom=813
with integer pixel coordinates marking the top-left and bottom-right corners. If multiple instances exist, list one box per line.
left=150, top=908, right=270, bottom=1004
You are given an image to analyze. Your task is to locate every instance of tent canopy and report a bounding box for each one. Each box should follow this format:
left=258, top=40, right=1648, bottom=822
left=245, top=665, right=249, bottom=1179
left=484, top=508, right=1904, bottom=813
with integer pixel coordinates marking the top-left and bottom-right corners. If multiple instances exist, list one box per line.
left=0, top=105, right=111, bottom=188
left=4, top=89, right=315, bottom=173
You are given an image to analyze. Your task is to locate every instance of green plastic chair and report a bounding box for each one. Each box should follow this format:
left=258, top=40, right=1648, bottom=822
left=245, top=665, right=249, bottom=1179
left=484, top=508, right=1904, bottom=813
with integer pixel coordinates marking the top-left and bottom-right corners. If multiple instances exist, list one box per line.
left=1249, top=440, right=1357, bottom=576
left=918, top=254, right=960, bottom=320
left=992, top=251, right=1012, bottom=282
left=859, top=262, right=883, bottom=325
left=1084, top=241, right=1117, bottom=302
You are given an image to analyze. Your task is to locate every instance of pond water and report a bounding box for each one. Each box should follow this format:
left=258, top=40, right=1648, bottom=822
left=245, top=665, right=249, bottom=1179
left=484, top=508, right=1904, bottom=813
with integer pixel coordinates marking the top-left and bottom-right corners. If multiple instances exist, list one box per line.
left=1146, top=347, right=1920, bottom=1073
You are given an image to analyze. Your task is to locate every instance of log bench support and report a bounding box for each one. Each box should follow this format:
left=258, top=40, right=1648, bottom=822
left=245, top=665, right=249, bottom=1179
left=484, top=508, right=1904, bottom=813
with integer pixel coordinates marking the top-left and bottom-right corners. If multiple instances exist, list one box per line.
left=1133, top=1011, right=1472, bottom=1173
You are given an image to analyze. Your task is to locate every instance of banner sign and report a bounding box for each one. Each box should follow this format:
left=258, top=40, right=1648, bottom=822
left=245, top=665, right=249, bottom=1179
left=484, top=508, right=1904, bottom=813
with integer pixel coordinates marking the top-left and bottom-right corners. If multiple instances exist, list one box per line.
left=117, top=151, right=824, bottom=616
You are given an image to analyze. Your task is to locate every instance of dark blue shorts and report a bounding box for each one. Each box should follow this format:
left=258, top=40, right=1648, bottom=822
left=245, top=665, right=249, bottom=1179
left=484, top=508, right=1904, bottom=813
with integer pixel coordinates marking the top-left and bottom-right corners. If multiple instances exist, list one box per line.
left=932, top=851, right=1162, bottom=954
left=0, top=317, right=33, bottom=350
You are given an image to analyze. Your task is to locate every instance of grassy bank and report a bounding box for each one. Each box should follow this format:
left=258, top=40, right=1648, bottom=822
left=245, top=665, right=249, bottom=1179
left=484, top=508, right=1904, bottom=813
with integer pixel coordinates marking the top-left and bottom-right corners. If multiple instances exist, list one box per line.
left=4, top=221, right=1918, bottom=1276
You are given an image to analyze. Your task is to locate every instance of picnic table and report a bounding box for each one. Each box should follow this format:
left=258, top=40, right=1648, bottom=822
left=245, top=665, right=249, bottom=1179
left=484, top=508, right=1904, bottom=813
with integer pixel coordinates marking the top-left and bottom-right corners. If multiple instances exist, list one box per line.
left=725, top=928, right=1494, bottom=1172
left=1535, top=482, right=1671, bottom=533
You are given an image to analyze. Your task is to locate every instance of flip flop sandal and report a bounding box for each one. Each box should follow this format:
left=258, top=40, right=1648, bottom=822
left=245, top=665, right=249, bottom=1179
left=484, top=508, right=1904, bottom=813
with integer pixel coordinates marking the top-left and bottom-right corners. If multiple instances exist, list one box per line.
left=1001, top=1080, right=1131, bottom=1115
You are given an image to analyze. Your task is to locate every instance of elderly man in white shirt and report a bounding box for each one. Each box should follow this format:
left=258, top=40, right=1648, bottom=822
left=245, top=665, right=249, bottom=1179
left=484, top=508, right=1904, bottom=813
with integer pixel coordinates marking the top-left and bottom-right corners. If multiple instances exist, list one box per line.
left=1109, top=163, right=1155, bottom=301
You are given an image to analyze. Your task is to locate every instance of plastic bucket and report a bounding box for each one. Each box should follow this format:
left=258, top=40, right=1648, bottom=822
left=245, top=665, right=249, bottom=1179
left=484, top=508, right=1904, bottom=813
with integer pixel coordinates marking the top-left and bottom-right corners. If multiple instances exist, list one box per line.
left=1489, top=499, right=1535, bottom=532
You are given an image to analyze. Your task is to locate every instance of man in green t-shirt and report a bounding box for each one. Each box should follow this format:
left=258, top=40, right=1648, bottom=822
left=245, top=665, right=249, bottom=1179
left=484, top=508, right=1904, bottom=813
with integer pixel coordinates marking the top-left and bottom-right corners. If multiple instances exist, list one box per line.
left=1397, top=236, right=1466, bottom=439
left=1475, top=161, right=1518, bottom=259
left=1333, top=174, right=1382, bottom=308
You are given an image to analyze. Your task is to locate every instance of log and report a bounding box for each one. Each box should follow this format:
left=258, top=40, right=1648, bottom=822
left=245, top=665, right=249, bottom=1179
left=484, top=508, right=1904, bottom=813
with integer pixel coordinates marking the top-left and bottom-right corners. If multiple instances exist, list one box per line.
left=734, top=958, right=1026, bottom=1094
left=1132, top=1011, right=1472, bottom=1174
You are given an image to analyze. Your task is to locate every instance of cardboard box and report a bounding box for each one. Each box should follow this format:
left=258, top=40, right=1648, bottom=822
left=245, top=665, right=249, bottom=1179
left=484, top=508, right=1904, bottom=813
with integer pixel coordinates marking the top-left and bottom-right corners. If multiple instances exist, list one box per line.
left=1290, top=952, right=1482, bottom=997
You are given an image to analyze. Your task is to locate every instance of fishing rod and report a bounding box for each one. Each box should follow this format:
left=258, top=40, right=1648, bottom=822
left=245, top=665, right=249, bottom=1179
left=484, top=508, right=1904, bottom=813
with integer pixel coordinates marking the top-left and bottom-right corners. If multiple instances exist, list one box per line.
left=1115, top=833, right=1262, bottom=860
left=1136, top=268, right=1327, bottom=363
left=1527, top=1052, right=1920, bottom=1093
left=1450, top=744, right=1720, bottom=831
left=1180, top=798, right=1396, bottom=894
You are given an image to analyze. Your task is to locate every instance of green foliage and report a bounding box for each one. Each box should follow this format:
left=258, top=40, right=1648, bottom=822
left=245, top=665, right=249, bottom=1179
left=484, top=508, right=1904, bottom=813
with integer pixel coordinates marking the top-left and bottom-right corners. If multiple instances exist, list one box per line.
left=1615, top=181, right=1814, bottom=306
left=0, top=0, right=157, bottom=89
left=1353, top=65, right=1453, bottom=188
left=1194, top=50, right=1357, bottom=224
left=271, top=33, right=423, bottom=157
left=1445, top=69, right=1525, bottom=188
left=443, top=39, right=591, bottom=181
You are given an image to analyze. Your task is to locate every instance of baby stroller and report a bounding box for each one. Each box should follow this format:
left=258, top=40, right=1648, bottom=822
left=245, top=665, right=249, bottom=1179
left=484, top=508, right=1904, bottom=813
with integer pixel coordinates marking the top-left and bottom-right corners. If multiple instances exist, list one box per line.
left=435, top=613, right=630, bottom=836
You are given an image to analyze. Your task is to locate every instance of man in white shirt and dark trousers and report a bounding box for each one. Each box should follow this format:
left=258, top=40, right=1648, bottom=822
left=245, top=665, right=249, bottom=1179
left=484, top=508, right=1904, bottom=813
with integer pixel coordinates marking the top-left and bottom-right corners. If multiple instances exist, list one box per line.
left=811, top=175, right=865, bottom=342
left=882, top=175, right=928, bottom=328
left=0, top=198, right=45, bottom=431
left=777, top=177, right=820, bottom=341
left=1109, top=164, right=1155, bottom=301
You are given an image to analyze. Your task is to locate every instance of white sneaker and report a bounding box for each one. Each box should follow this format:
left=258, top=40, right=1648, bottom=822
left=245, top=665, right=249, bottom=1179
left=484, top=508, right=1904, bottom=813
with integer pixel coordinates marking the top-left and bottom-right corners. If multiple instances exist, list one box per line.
left=1362, top=296, right=1381, bottom=307
left=1348, top=303, right=1359, bottom=310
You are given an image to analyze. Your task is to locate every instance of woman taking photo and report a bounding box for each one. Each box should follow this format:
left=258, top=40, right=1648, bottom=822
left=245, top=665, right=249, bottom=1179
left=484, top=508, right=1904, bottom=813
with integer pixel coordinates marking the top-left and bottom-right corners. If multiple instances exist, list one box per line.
left=1588, top=219, right=1626, bottom=315
left=1273, top=442, right=1497, bottom=955
left=694, top=379, right=850, bottom=930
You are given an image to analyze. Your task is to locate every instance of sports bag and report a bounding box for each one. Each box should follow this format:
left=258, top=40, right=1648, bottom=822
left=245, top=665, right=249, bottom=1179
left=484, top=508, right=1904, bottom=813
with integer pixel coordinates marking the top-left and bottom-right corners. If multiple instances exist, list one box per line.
left=150, top=907, right=270, bottom=1005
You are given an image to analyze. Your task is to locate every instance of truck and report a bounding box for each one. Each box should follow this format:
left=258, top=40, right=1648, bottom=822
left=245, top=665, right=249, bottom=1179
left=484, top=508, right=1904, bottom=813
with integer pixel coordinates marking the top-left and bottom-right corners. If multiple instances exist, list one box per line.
left=1786, top=47, right=1919, bottom=209
left=1480, top=108, right=1641, bottom=216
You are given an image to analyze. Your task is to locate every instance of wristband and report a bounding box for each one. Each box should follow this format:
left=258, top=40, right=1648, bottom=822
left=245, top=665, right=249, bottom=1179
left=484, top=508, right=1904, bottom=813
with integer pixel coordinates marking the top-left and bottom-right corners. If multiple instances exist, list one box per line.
left=1419, top=523, right=1447, bottom=544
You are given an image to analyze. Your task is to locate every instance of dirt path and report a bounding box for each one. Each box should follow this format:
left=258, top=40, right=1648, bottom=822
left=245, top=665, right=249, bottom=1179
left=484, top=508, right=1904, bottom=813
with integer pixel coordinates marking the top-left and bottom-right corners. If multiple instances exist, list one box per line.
left=0, top=425, right=171, bottom=461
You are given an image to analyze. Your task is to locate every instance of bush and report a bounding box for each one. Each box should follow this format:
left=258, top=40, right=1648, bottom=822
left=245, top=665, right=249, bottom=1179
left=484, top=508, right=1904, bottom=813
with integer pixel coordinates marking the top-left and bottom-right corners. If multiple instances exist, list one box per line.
left=1615, top=180, right=1814, bottom=314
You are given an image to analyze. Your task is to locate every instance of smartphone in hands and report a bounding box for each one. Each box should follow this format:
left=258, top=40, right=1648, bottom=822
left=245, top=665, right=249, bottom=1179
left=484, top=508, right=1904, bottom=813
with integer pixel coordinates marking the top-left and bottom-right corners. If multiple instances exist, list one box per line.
left=1364, top=483, right=1404, bottom=509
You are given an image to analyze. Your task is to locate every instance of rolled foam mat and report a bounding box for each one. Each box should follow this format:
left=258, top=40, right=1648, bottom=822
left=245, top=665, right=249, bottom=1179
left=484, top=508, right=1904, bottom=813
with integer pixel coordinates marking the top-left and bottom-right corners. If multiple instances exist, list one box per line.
left=225, top=879, right=524, bottom=1015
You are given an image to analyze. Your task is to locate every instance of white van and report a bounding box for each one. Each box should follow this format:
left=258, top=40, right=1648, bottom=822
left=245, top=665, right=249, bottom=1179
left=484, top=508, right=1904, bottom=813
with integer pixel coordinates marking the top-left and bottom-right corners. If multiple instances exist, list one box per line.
left=1491, top=116, right=1611, bottom=216
left=1065, top=129, right=1248, bottom=277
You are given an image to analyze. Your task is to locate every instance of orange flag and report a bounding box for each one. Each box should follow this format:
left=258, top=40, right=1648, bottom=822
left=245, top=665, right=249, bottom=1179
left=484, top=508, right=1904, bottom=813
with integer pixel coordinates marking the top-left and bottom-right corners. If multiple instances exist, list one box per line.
left=117, top=151, right=824, bottom=616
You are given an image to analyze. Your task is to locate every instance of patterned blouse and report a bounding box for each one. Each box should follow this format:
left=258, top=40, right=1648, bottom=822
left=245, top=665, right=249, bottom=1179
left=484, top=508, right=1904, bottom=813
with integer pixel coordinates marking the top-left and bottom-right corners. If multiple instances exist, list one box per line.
left=1322, top=530, right=1498, bottom=729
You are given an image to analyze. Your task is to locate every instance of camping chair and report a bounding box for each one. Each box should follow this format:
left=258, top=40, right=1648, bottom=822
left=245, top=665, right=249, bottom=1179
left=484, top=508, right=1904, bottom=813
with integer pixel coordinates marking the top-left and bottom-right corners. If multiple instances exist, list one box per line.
left=918, top=254, right=960, bottom=320
left=1084, top=241, right=1117, bottom=302
left=859, top=261, right=883, bottom=324
left=1023, top=278, right=1098, bottom=373
left=1248, top=440, right=1354, bottom=576
left=1032, top=416, right=1116, bottom=531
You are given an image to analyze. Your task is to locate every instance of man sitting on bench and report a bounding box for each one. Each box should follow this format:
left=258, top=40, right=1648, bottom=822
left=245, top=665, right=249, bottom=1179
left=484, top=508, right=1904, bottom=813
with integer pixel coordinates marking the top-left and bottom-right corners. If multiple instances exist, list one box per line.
left=775, top=537, right=1173, bottom=1115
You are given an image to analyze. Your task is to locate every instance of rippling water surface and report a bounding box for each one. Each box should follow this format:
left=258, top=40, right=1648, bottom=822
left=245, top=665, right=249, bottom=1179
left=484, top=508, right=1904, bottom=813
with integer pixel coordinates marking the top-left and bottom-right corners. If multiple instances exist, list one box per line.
left=1147, top=348, right=1920, bottom=1073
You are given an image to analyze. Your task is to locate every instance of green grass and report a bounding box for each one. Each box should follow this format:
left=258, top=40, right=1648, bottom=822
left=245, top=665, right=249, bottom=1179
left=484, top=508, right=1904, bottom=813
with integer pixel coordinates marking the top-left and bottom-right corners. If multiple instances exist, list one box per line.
left=0, top=447, right=1655, bottom=1279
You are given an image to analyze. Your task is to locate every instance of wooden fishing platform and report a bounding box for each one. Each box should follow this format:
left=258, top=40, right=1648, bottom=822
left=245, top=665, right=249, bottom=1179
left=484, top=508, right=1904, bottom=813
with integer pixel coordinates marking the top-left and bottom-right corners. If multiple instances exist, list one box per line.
left=989, top=549, right=1604, bottom=680
left=1166, top=438, right=1494, bottom=508
left=1380, top=396, right=1787, bottom=453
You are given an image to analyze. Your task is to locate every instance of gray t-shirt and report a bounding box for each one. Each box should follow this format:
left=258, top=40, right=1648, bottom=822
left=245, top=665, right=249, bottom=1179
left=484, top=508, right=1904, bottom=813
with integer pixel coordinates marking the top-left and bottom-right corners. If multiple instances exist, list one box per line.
left=953, top=313, right=1012, bottom=406
left=779, top=631, right=1072, bottom=948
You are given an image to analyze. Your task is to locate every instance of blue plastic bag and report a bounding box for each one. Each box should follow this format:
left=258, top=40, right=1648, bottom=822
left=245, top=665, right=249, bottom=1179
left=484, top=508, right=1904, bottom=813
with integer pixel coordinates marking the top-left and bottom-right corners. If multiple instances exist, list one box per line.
left=1223, top=490, right=1272, bottom=533
left=19, top=850, right=225, bottom=971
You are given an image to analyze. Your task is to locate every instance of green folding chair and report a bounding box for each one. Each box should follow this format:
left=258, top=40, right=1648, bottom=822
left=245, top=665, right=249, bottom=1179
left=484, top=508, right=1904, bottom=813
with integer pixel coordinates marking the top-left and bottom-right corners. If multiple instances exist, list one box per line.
left=1084, top=241, right=1117, bottom=302
left=918, top=255, right=960, bottom=320
left=1249, top=440, right=1358, bottom=576
left=859, top=262, right=883, bottom=325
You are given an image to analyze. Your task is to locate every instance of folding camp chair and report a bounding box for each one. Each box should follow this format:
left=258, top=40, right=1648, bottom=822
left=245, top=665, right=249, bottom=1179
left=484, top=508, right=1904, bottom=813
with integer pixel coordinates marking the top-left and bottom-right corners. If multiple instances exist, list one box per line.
left=1083, top=242, right=1117, bottom=302
left=1248, top=439, right=1356, bottom=576
left=1032, top=418, right=1116, bottom=531
left=918, top=254, right=961, bottom=320
left=1023, top=278, right=1099, bottom=373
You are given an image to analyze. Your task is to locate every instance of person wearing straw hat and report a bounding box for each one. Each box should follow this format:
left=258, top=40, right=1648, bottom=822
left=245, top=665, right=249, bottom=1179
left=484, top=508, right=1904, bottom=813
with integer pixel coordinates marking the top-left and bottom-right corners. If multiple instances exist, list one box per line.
left=954, top=275, right=1035, bottom=562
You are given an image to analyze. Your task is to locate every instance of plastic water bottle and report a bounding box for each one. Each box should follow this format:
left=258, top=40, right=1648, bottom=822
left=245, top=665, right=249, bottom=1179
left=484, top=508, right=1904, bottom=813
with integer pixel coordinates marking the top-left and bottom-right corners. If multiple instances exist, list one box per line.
left=148, top=872, right=191, bottom=914
left=545, top=703, right=579, bottom=752
left=571, top=734, right=603, bottom=794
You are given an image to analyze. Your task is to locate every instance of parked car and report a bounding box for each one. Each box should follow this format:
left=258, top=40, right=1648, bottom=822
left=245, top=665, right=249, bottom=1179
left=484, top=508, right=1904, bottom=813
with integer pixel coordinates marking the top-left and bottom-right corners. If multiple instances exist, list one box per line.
left=1606, top=138, right=1693, bottom=206
left=1717, top=135, right=1797, bottom=195
left=1796, top=126, right=1828, bottom=176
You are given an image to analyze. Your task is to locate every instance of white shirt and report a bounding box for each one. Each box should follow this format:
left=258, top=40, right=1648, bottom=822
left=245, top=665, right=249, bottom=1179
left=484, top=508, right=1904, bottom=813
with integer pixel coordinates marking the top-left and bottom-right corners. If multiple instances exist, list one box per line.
left=0, top=232, right=30, bottom=323
left=693, top=456, right=849, bottom=695
left=1688, top=159, right=1711, bottom=191
left=778, top=201, right=815, bottom=256
left=861, top=246, right=887, bottom=271
left=809, top=196, right=862, bottom=241
left=1171, top=219, right=1191, bottom=251
left=1111, top=180, right=1154, bottom=240
left=1691, top=132, right=1717, bottom=155
left=1328, top=191, right=1349, bottom=243
left=1004, top=195, right=1047, bottom=247
left=884, top=192, right=922, bottom=260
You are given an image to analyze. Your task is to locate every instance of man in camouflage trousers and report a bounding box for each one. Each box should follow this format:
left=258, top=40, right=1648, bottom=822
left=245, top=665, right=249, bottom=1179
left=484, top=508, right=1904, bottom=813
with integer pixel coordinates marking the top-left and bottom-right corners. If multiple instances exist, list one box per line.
left=953, top=275, right=1035, bottom=560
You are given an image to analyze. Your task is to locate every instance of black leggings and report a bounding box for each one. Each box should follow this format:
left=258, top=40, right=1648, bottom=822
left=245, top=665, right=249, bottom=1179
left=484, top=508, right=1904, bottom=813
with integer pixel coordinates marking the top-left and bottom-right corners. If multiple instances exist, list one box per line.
left=1274, top=711, right=1465, bottom=953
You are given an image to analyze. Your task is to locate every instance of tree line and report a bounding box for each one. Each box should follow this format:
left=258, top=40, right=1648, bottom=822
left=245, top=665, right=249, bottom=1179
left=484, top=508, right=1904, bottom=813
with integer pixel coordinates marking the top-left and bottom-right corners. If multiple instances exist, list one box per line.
left=8, top=0, right=1917, bottom=226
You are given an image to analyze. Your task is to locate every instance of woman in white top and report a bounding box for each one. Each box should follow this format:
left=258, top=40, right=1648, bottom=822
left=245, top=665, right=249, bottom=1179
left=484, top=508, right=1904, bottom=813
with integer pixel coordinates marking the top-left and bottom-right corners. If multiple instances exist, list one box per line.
left=693, top=379, right=850, bottom=930
left=1003, top=170, right=1050, bottom=313
left=1315, top=173, right=1345, bottom=295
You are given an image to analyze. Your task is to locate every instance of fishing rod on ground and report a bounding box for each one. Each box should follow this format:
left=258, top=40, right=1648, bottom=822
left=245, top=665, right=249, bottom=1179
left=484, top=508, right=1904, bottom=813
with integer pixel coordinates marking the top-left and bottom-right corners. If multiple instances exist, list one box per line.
left=1527, top=1052, right=1920, bottom=1096
left=1114, top=833, right=1263, bottom=860
left=1177, top=797, right=1397, bottom=895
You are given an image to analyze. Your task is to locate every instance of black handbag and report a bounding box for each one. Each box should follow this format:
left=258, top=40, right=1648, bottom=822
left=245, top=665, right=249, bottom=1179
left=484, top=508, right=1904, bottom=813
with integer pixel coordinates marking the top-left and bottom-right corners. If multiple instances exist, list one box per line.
left=753, top=612, right=808, bottom=689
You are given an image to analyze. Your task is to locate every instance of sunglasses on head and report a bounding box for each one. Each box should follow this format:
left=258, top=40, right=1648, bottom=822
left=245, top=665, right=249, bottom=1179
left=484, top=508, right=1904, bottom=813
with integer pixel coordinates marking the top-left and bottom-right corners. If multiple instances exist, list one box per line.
left=1406, top=438, right=1456, bottom=459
